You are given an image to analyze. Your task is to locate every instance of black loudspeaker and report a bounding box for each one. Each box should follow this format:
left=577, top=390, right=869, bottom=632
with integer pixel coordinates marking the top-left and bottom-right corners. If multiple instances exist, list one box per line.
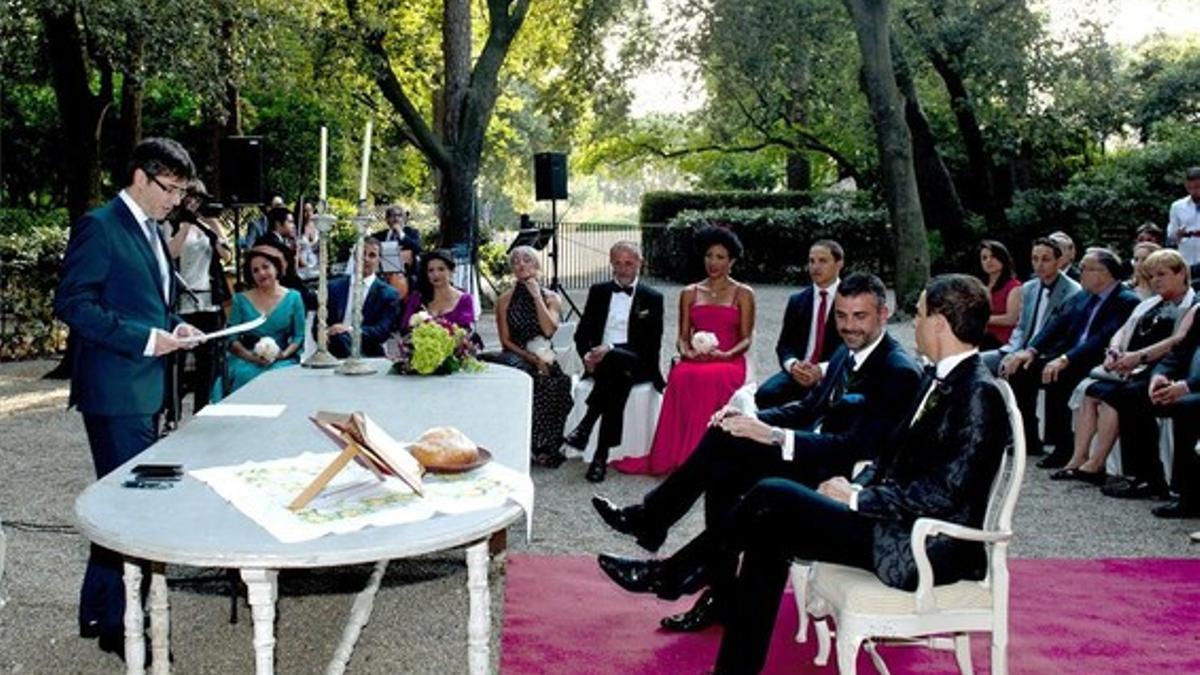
left=220, top=136, right=264, bottom=206
left=534, top=152, right=568, bottom=201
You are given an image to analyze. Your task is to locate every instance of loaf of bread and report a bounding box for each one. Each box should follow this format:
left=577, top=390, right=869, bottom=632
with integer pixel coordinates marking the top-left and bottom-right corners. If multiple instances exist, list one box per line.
left=409, top=426, right=478, bottom=466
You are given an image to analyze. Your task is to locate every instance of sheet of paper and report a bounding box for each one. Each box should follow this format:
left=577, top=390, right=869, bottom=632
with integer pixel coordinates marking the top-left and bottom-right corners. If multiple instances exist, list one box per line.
left=196, top=403, right=286, bottom=418
left=178, top=315, right=267, bottom=343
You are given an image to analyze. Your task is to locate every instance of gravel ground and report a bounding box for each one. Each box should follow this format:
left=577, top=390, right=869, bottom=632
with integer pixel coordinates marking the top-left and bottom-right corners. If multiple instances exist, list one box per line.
left=1, top=279, right=1196, bottom=674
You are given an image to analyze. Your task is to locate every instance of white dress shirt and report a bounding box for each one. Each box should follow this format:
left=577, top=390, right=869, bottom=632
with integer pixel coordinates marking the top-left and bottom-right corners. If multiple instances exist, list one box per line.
left=1168, top=195, right=1200, bottom=265
left=783, top=279, right=840, bottom=373
left=119, top=191, right=173, bottom=357
left=601, top=278, right=637, bottom=347
left=343, top=274, right=377, bottom=326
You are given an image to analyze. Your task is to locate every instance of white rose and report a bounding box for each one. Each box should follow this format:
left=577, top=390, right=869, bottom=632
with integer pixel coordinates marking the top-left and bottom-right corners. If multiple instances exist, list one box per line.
left=691, top=331, right=719, bottom=354
left=409, top=310, right=432, bottom=329
left=253, top=336, right=281, bottom=360
left=526, top=336, right=556, bottom=364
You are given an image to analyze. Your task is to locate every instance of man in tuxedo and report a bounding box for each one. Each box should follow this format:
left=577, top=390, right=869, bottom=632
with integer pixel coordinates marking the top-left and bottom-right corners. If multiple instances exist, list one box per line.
left=54, top=137, right=203, bottom=658
left=565, top=241, right=665, bottom=482
left=322, top=237, right=400, bottom=358
left=1001, top=248, right=1138, bottom=466
left=981, top=237, right=1081, bottom=374
left=1102, top=303, right=1200, bottom=505
left=597, top=274, right=1009, bottom=675
left=1049, top=231, right=1082, bottom=282
left=592, top=272, right=922, bottom=630
left=754, top=239, right=845, bottom=409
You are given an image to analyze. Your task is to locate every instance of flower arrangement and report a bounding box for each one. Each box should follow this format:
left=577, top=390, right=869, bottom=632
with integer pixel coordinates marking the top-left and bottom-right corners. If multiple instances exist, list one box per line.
left=691, top=330, right=719, bottom=355
left=385, top=312, right=483, bottom=375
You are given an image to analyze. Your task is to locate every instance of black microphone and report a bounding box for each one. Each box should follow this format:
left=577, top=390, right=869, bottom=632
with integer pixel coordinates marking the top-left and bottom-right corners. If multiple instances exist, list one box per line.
left=173, top=271, right=200, bottom=303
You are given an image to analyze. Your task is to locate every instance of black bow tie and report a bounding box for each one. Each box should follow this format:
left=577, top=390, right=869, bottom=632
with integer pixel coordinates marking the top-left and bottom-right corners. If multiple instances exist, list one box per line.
left=612, top=282, right=633, bottom=296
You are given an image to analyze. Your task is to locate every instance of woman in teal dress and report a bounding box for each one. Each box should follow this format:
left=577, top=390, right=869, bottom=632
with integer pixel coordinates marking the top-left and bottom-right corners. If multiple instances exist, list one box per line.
left=213, top=247, right=306, bottom=400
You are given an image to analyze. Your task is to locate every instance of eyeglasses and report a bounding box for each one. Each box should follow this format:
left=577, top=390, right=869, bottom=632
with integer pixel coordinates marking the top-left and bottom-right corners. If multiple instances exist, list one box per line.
left=148, top=173, right=188, bottom=197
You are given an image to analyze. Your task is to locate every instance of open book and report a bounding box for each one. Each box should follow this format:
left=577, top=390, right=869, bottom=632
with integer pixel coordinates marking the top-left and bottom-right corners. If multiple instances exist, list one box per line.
left=288, top=411, right=424, bottom=511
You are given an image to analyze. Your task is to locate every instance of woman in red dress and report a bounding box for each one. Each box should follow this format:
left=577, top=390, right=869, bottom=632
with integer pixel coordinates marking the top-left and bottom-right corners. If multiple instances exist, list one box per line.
left=980, top=239, right=1022, bottom=350
left=615, top=227, right=755, bottom=475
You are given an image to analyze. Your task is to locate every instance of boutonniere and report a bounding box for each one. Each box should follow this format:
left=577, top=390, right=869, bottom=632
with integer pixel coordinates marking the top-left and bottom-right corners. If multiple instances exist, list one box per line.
left=914, top=381, right=951, bottom=423
left=637, top=308, right=650, bottom=318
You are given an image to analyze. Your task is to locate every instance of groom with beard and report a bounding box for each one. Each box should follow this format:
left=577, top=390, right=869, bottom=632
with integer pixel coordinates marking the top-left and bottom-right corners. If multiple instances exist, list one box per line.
left=591, top=272, right=922, bottom=630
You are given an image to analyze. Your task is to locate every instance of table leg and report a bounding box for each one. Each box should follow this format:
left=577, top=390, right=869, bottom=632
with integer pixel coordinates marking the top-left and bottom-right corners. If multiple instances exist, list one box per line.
left=466, top=541, right=489, bottom=675
left=325, top=559, right=389, bottom=675
left=122, top=561, right=145, bottom=675
left=148, top=563, right=170, bottom=674
left=240, top=568, right=279, bottom=675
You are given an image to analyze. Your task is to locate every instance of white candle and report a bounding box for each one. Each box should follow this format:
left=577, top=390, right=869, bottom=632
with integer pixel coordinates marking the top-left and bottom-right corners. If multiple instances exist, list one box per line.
left=318, top=126, right=328, bottom=203
left=358, top=120, right=373, bottom=202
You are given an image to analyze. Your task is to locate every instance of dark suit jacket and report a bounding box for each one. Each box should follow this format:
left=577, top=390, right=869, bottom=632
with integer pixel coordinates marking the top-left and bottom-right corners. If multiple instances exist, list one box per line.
left=775, top=285, right=843, bottom=369
left=757, top=333, right=923, bottom=478
left=54, top=196, right=180, bottom=416
left=1154, top=305, right=1200, bottom=390
left=1029, top=284, right=1139, bottom=369
left=323, top=276, right=400, bottom=357
left=854, top=355, right=1009, bottom=591
left=574, top=280, right=665, bottom=389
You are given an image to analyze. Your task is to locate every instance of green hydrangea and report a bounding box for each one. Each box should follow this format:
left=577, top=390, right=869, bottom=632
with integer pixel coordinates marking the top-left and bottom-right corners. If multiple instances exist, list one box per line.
left=409, top=321, right=456, bottom=374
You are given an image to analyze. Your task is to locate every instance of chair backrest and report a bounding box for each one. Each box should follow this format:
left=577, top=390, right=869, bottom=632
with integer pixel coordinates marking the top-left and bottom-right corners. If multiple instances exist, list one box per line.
left=550, top=321, right=577, bottom=351
left=982, top=380, right=1027, bottom=577
left=0, top=516, right=6, bottom=608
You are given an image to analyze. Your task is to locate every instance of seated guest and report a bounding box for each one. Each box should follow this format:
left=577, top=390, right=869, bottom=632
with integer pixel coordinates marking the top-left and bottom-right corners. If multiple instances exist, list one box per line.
left=1000, top=247, right=1139, bottom=466
left=323, top=238, right=400, bottom=358
left=372, top=205, right=423, bottom=255
left=754, top=240, right=844, bottom=409
left=1124, top=241, right=1161, bottom=299
left=214, top=247, right=305, bottom=400
left=593, top=272, right=921, bottom=631
left=1135, top=222, right=1164, bottom=246
left=564, top=241, right=665, bottom=482
left=614, top=226, right=754, bottom=476
left=398, top=249, right=476, bottom=332
left=490, top=246, right=573, bottom=467
left=980, top=239, right=1022, bottom=351
left=981, top=237, right=1080, bottom=375
left=1054, top=249, right=1194, bottom=484
left=1049, top=230, right=1081, bottom=282
left=255, top=207, right=317, bottom=311
left=597, top=274, right=1009, bottom=675
left=1109, top=314, right=1200, bottom=515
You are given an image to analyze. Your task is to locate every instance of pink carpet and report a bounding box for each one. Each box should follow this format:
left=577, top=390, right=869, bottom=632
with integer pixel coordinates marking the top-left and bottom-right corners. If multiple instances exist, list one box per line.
left=499, top=555, right=1200, bottom=674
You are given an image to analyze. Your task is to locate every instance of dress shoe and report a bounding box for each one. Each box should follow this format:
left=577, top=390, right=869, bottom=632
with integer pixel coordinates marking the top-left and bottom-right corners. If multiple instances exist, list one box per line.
left=592, top=496, right=666, bottom=552
left=80, top=621, right=102, bottom=639
left=532, top=450, right=567, bottom=468
left=1037, top=451, right=1072, bottom=469
left=660, top=588, right=724, bottom=632
left=586, top=459, right=607, bottom=483
left=1152, top=499, right=1200, bottom=519
left=1102, top=477, right=1169, bottom=500
left=597, top=553, right=707, bottom=601
left=564, top=418, right=597, bottom=450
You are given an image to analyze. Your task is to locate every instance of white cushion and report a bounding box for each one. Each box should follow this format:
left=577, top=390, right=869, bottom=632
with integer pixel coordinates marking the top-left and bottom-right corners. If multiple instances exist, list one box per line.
left=811, top=564, right=993, bottom=615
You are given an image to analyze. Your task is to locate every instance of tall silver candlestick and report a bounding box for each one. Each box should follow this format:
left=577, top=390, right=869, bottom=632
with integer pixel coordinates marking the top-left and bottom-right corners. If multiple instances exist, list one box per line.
left=303, top=206, right=341, bottom=368
left=336, top=202, right=377, bottom=376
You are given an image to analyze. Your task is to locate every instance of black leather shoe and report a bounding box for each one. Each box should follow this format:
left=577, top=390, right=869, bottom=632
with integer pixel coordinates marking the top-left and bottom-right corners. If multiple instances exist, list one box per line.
left=1037, top=451, right=1072, bottom=469
left=592, top=496, right=666, bottom=552
left=80, top=621, right=102, bottom=639
left=1050, top=467, right=1108, bottom=486
left=1102, top=478, right=1169, bottom=500
left=598, top=554, right=662, bottom=594
left=1152, top=499, right=1200, bottom=519
left=660, top=589, right=724, bottom=632
left=586, top=460, right=607, bottom=483
left=564, top=420, right=596, bottom=450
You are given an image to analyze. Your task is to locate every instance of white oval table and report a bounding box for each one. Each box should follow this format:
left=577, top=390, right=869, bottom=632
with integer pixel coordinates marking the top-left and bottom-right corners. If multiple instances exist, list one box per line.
left=75, top=361, right=532, bottom=674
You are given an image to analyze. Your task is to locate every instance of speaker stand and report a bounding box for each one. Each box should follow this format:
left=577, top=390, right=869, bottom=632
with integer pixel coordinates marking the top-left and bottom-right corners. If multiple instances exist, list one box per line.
left=546, top=198, right=580, bottom=321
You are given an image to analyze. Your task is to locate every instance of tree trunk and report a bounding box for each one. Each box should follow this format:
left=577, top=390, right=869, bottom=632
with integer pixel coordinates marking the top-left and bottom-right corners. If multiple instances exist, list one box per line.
left=785, top=53, right=812, bottom=191
left=41, top=3, right=107, bottom=221
left=437, top=0, right=475, bottom=246
left=892, top=38, right=970, bottom=263
left=116, top=24, right=146, bottom=177
left=843, top=0, right=928, bottom=307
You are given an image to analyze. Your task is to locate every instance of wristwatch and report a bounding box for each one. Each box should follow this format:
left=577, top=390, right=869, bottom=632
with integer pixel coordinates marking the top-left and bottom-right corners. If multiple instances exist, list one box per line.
left=770, top=426, right=787, bottom=446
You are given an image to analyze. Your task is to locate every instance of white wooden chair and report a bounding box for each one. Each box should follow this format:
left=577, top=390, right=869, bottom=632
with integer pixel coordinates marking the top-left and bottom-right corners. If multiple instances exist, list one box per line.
left=549, top=321, right=583, bottom=377
left=564, top=378, right=663, bottom=464
left=1, top=515, right=7, bottom=609
left=793, top=379, right=1026, bottom=675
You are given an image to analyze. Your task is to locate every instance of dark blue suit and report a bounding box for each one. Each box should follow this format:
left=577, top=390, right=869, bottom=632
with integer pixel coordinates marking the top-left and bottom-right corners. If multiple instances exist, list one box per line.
left=54, top=195, right=180, bottom=637
left=322, top=276, right=400, bottom=358
left=755, top=285, right=843, bottom=408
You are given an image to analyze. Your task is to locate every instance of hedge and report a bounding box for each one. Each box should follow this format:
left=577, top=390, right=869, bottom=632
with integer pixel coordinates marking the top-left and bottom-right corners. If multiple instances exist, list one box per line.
left=645, top=205, right=892, bottom=285
left=0, top=215, right=69, bottom=359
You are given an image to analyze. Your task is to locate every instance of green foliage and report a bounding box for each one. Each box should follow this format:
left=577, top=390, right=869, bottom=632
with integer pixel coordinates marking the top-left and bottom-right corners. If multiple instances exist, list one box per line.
left=645, top=203, right=891, bottom=284
left=640, top=190, right=874, bottom=225
left=1007, top=128, right=1200, bottom=252
left=0, top=221, right=69, bottom=359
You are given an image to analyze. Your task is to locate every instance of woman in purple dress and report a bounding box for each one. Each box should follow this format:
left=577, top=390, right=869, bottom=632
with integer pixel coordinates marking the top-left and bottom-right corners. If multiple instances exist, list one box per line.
left=398, top=249, right=476, bottom=333
left=615, top=226, right=755, bottom=475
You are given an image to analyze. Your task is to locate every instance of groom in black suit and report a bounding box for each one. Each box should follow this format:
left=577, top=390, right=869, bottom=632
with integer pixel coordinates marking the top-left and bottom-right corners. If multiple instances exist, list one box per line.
left=54, top=138, right=203, bottom=658
left=754, top=239, right=845, bottom=409
left=565, top=241, right=665, bottom=482
left=592, top=272, right=922, bottom=630
left=597, top=274, right=1010, bottom=675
